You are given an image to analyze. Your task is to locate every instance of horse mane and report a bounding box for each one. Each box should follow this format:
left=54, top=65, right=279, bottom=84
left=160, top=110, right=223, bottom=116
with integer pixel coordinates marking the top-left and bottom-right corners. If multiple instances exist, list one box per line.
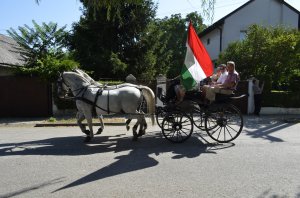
left=74, top=68, right=103, bottom=87
left=64, top=71, right=91, bottom=86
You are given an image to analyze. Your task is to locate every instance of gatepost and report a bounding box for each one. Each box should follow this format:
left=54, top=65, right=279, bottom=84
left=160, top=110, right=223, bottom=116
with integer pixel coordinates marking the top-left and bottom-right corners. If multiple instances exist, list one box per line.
left=156, top=74, right=167, bottom=107
left=126, top=74, right=136, bottom=84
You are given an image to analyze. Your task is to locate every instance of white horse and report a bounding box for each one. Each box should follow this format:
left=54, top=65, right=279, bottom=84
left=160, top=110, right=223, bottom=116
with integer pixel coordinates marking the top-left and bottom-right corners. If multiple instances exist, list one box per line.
left=73, top=68, right=146, bottom=132
left=57, top=71, right=155, bottom=142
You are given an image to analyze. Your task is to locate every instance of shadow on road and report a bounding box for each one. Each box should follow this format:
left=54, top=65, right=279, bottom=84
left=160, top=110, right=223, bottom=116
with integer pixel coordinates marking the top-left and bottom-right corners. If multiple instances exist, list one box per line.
left=243, top=116, right=298, bottom=142
left=0, top=128, right=235, bottom=192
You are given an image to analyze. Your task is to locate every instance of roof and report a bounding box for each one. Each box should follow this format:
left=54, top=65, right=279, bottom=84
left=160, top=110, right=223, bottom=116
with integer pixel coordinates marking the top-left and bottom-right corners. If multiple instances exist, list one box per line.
left=199, top=0, right=300, bottom=37
left=0, top=34, right=26, bottom=67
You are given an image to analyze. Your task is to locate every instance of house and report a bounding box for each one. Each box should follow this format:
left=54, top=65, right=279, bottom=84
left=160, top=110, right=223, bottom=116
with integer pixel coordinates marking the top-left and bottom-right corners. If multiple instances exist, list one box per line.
left=0, top=34, right=25, bottom=76
left=199, top=0, right=300, bottom=61
left=0, top=34, right=53, bottom=117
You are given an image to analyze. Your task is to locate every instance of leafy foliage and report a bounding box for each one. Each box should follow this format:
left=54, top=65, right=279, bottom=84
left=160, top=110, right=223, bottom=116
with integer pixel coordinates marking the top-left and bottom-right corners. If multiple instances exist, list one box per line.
left=156, top=12, right=206, bottom=78
left=7, top=20, right=68, bottom=67
left=26, top=1, right=208, bottom=82
left=69, top=0, right=157, bottom=80
left=70, top=3, right=206, bottom=80
left=7, top=21, right=78, bottom=82
left=218, top=25, right=300, bottom=91
left=15, top=55, right=79, bottom=81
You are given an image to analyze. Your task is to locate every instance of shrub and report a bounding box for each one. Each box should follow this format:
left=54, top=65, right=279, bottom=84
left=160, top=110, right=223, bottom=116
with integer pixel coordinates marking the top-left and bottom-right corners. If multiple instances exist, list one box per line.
left=262, top=91, right=300, bottom=108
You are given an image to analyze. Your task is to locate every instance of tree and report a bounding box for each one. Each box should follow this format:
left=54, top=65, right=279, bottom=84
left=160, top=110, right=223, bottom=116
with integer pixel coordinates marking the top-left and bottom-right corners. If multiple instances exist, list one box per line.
left=69, top=0, right=157, bottom=79
left=218, top=24, right=300, bottom=91
left=154, top=12, right=206, bottom=78
left=70, top=0, right=207, bottom=80
left=7, top=21, right=78, bottom=81
left=7, top=20, right=68, bottom=67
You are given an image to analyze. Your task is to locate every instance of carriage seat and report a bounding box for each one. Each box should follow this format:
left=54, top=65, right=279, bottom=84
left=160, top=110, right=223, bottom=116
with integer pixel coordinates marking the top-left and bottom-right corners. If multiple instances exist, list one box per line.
left=215, top=92, right=247, bottom=103
left=184, top=90, right=203, bottom=102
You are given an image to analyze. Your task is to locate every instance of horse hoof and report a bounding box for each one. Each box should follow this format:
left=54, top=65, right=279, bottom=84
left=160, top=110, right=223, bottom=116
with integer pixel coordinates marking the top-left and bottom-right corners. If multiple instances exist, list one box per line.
left=126, top=125, right=130, bottom=131
left=83, top=130, right=90, bottom=135
left=84, top=136, right=91, bottom=142
left=138, top=130, right=145, bottom=137
left=132, top=135, right=138, bottom=141
left=96, top=128, right=103, bottom=135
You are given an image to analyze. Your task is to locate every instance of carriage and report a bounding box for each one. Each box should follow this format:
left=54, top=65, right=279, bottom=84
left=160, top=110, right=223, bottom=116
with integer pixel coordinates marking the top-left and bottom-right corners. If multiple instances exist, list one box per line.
left=57, top=69, right=245, bottom=143
left=155, top=79, right=246, bottom=143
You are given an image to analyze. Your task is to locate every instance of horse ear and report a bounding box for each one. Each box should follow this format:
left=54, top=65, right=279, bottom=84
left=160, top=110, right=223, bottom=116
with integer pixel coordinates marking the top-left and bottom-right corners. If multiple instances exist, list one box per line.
left=57, top=71, right=64, bottom=79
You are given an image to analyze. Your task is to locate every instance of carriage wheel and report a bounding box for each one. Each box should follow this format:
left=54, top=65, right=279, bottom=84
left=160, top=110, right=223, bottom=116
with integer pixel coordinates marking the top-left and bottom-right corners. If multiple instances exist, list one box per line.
left=205, top=103, right=243, bottom=143
left=161, top=111, right=193, bottom=143
left=192, top=105, right=206, bottom=130
left=156, top=106, right=166, bottom=128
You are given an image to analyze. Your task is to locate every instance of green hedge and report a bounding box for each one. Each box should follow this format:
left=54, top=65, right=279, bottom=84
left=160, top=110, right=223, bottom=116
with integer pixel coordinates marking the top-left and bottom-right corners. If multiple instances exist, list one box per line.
left=262, top=91, right=300, bottom=108
left=99, top=80, right=124, bottom=85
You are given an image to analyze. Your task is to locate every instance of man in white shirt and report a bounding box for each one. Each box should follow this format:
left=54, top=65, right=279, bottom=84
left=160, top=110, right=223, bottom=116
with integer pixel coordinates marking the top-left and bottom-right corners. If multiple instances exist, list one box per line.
left=216, top=64, right=228, bottom=84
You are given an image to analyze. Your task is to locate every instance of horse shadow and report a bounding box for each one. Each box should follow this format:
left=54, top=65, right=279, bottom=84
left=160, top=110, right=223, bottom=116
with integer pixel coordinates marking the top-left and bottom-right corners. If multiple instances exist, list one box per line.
left=0, top=128, right=235, bottom=192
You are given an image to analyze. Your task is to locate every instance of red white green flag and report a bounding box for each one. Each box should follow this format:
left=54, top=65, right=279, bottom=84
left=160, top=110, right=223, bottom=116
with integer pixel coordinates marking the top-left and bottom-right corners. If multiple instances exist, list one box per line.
left=181, top=22, right=214, bottom=91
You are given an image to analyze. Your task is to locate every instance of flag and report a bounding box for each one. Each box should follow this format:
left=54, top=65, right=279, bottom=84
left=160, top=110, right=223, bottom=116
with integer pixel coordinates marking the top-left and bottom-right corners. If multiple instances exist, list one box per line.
left=181, top=22, right=214, bottom=91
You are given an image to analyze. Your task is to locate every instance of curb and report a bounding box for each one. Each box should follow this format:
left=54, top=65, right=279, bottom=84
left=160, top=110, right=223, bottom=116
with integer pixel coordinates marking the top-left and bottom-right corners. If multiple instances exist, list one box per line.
left=35, top=122, right=126, bottom=127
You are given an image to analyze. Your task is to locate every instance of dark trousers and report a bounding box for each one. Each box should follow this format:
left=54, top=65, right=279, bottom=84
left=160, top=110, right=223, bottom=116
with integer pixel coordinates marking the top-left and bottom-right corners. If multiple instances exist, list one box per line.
left=254, top=94, right=262, bottom=115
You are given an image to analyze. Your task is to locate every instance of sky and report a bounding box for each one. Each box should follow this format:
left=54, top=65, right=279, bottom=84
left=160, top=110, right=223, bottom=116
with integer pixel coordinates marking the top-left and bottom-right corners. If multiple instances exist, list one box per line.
left=1, top=0, right=300, bottom=35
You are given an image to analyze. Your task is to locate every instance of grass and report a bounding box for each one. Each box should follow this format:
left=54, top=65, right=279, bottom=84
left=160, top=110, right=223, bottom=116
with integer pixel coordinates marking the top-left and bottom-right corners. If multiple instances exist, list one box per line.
left=47, top=117, right=57, bottom=122
left=45, top=117, right=125, bottom=123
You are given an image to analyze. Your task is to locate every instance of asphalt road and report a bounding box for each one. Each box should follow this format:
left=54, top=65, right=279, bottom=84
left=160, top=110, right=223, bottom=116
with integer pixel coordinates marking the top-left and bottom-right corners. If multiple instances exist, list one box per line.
left=0, top=116, right=299, bottom=198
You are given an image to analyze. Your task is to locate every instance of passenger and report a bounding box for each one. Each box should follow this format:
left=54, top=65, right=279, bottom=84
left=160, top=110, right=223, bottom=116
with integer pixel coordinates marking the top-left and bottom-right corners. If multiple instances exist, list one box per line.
left=202, top=61, right=239, bottom=102
left=214, top=64, right=228, bottom=85
left=210, top=66, right=221, bottom=84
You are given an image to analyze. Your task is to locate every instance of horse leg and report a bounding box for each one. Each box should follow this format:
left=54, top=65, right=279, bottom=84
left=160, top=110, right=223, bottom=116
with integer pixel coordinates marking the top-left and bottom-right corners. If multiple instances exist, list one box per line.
left=132, top=117, right=139, bottom=141
left=76, top=111, right=89, bottom=135
left=125, top=118, right=132, bottom=131
left=83, top=109, right=94, bottom=142
left=138, top=115, right=146, bottom=137
left=96, top=114, right=104, bottom=135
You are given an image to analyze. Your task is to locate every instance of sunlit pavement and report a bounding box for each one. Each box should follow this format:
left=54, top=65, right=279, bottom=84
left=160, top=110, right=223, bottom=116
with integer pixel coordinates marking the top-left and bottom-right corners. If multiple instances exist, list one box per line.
left=0, top=115, right=299, bottom=198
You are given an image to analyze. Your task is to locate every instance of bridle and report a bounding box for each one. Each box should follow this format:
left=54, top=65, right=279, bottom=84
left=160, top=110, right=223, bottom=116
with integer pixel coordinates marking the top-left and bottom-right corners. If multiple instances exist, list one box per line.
left=57, top=72, right=89, bottom=100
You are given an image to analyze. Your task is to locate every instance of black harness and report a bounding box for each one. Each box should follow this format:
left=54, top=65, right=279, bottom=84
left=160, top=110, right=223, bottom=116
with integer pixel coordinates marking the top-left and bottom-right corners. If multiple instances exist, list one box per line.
left=58, top=76, right=144, bottom=114
left=75, top=87, right=112, bottom=114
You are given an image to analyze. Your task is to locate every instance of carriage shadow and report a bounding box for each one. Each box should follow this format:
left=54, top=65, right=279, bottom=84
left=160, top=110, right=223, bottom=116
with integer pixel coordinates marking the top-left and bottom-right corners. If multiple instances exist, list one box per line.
left=243, top=116, right=299, bottom=142
left=0, top=129, right=235, bottom=192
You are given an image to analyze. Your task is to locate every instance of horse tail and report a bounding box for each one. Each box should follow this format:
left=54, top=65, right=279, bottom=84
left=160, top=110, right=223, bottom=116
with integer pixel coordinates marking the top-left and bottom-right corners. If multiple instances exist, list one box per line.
left=140, top=86, right=155, bottom=125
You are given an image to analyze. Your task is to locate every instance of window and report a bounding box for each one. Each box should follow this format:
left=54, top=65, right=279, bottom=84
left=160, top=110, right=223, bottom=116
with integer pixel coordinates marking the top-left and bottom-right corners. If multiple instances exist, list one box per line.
left=240, top=30, right=247, bottom=40
left=207, top=38, right=210, bottom=45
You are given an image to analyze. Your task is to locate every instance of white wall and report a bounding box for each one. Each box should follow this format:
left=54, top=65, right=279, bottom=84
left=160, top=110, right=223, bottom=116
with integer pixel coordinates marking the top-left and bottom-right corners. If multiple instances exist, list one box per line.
left=282, top=5, right=299, bottom=27
left=201, top=28, right=221, bottom=61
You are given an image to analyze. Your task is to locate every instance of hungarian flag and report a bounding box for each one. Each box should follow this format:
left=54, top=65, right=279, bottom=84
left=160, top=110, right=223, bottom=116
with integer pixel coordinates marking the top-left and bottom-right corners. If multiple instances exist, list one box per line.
left=181, top=22, right=214, bottom=91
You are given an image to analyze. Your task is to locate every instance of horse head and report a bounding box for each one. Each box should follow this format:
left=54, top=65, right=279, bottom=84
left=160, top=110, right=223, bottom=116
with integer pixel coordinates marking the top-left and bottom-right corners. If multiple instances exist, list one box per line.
left=57, top=72, right=72, bottom=99
left=57, top=71, right=92, bottom=99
